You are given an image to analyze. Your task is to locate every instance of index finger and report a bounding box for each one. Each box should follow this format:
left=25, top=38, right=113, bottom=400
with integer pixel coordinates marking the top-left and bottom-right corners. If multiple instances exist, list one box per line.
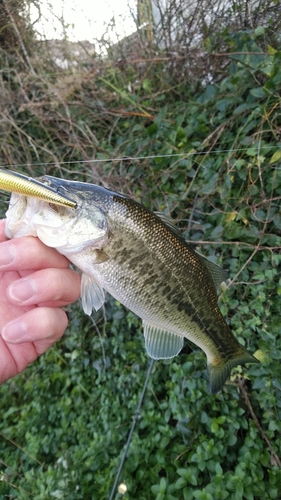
left=0, top=234, right=70, bottom=270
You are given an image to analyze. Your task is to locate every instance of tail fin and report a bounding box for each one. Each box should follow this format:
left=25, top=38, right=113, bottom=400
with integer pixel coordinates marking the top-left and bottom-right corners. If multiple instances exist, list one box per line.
left=208, top=348, right=259, bottom=394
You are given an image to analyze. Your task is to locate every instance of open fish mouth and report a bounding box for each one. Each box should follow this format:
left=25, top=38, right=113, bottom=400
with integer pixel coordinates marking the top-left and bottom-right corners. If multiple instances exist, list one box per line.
left=0, top=168, right=77, bottom=209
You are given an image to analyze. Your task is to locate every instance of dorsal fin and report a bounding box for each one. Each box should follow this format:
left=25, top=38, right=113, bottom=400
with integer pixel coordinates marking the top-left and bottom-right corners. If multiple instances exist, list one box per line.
left=198, top=255, right=229, bottom=289
left=155, top=212, right=197, bottom=249
left=155, top=211, right=228, bottom=289
left=154, top=212, right=184, bottom=239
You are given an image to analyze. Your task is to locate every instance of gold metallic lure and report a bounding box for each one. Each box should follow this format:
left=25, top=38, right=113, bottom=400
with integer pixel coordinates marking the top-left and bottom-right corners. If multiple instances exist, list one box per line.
left=0, top=168, right=77, bottom=209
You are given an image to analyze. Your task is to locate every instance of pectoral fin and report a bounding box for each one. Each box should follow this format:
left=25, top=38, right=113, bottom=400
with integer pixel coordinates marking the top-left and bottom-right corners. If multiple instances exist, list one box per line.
left=143, top=321, right=184, bottom=359
left=92, top=249, right=109, bottom=264
left=81, top=273, right=105, bottom=315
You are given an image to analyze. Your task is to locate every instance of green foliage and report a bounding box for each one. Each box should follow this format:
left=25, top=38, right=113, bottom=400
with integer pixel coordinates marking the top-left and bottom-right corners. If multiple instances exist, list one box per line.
left=1, top=25, right=281, bottom=500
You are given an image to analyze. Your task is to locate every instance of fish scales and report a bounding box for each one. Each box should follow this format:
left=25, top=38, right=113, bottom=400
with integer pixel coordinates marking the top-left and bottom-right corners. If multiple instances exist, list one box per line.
left=3, top=173, right=259, bottom=393
left=96, top=197, right=238, bottom=353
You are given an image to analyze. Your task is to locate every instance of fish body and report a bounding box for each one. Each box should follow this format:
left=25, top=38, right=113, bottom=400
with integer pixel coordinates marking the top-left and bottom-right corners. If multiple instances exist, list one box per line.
left=4, top=174, right=258, bottom=393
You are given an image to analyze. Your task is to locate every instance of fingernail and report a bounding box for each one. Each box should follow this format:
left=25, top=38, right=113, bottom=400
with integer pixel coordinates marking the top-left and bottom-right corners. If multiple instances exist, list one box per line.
left=2, top=321, right=26, bottom=342
left=9, top=279, right=36, bottom=303
left=0, top=242, right=16, bottom=267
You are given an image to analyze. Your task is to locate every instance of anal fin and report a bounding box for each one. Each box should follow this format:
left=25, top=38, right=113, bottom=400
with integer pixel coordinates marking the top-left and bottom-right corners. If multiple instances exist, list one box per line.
left=143, top=321, right=184, bottom=359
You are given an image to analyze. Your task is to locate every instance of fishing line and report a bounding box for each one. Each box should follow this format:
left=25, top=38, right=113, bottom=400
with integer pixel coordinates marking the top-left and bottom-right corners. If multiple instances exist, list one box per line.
left=1, top=145, right=279, bottom=496
left=109, top=359, right=155, bottom=500
left=0, top=144, right=280, bottom=170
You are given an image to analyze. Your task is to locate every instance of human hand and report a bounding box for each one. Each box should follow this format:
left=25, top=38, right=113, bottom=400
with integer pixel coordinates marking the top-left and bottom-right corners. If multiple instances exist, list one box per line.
left=0, top=219, right=81, bottom=384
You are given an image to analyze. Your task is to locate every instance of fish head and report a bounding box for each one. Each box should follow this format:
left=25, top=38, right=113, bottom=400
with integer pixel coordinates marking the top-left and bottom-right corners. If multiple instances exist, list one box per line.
left=5, top=176, right=114, bottom=256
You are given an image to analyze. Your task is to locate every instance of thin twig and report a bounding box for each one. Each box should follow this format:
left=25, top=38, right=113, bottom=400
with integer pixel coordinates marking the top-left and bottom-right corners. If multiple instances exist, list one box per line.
left=213, top=51, right=267, bottom=57
left=237, top=378, right=281, bottom=468
left=2, top=0, right=36, bottom=76
left=0, top=432, right=45, bottom=468
left=109, top=359, right=154, bottom=500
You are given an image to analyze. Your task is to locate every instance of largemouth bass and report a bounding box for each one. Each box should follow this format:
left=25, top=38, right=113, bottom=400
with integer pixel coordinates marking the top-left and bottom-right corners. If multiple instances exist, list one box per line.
left=3, top=172, right=258, bottom=393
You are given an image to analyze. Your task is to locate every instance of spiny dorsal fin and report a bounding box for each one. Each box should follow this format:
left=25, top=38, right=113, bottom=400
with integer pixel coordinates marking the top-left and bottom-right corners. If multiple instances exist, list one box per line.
left=198, top=255, right=229, bottom=289
left=155, top=211, right=228, bottom=289
left=154, top=212, right=184, bottom=239
left=143, top=321, right=184, bottom=359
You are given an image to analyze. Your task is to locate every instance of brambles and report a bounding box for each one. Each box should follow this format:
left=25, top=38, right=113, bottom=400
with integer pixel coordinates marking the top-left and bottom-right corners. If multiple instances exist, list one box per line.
left=0, top=2, right=281, bottom=498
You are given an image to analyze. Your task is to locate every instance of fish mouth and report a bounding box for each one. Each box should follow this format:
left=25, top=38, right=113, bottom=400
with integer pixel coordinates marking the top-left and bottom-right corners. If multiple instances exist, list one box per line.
left=0, top=168, right=77, bottom=209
